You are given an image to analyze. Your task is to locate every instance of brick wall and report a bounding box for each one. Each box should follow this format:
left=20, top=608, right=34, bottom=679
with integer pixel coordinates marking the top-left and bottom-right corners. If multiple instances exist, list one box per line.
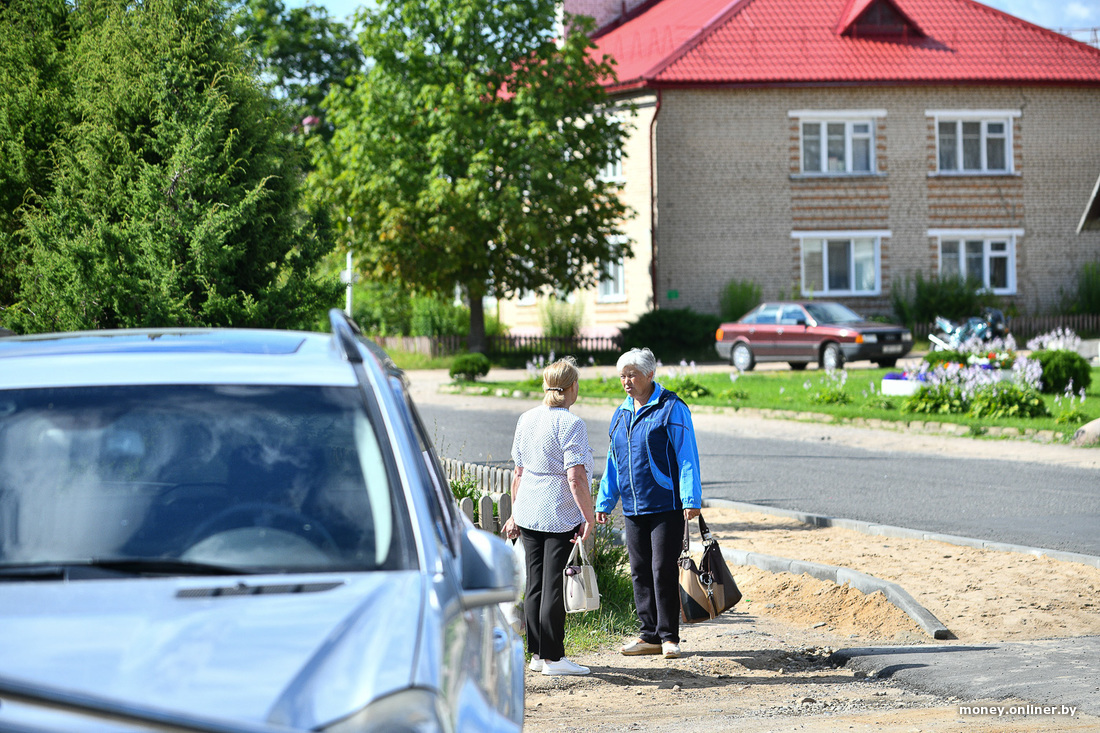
left=651, top=85, right=1100, bottom=317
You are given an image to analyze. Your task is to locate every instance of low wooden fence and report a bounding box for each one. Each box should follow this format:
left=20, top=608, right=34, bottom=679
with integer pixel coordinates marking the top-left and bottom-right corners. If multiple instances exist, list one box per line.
left=371, top=334, right=624, bottom=359
left=441, top=457, right=514, bottom=534
left=442, top=456, right=596, bottom=553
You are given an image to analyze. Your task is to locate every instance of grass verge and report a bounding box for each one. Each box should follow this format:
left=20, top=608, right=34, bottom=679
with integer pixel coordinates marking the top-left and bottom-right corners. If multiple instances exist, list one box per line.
left=471, top=365, right=1100, bottom=441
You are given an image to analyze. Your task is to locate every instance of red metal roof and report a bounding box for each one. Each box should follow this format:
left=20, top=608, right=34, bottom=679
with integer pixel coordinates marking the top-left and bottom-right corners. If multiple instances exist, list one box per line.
left=594, top=0, right=1100, bottom=91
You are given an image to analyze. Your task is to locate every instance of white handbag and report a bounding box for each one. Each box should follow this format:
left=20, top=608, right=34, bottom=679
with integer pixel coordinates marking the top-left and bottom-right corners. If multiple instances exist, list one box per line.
left=563, top=541, right=600, bottom=613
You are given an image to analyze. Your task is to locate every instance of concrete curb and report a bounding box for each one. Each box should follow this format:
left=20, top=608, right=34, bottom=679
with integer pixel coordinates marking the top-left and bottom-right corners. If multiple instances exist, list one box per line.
left=703, top=498, right=1100, bottom=570
left=694, top=506, right=952, bottom=640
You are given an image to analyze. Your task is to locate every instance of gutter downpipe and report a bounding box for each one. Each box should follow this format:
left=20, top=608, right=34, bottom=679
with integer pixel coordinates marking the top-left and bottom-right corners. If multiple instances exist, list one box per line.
left=649, top=88, right=662, bottom=310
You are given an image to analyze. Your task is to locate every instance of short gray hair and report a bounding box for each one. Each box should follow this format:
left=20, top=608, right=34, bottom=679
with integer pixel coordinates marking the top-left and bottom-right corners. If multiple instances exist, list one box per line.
left=616, top=347, right=656, bottom=376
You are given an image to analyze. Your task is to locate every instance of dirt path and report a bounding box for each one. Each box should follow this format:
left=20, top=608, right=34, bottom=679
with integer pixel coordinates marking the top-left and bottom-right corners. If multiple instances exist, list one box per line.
left=405, top=368, right=1100, bottom=731
left=523, top=505, right=1100, bottom=733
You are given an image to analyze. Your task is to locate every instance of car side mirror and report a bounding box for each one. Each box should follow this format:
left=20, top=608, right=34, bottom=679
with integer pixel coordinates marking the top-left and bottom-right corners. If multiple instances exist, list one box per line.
left=459, top=526, right=519, bottom=610
left=795, top=318, right=807, bottom=326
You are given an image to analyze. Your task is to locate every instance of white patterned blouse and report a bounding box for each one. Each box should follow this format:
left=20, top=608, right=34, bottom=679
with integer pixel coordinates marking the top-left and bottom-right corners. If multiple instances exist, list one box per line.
left=509, top=405, right=594, bottom=533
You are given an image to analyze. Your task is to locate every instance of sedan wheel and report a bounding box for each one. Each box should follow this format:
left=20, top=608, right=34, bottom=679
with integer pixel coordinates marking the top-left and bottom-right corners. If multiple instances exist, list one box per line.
left=731, top=342, right=755, bottom=371
left=821, top=343, right=844, bottom=371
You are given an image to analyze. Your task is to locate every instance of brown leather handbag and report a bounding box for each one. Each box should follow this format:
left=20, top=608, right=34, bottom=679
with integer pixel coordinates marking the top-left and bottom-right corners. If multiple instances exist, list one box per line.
left=678, top=515, right=742, bottom=624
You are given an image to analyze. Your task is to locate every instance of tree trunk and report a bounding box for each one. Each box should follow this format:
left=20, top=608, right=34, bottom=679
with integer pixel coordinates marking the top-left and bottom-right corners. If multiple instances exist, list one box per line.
left=467, top=289, right=486, bottom=354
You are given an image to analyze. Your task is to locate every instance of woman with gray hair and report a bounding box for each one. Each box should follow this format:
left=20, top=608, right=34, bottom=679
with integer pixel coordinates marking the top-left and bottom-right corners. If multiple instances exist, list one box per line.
left=595, top=347, right=702, bottom=659
left=501, top=357, right=596, bottom=676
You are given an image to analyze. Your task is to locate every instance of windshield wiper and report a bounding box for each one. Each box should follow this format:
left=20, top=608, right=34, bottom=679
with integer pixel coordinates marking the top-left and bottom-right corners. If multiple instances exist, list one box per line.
left=0, top=558, right=256, bottom=580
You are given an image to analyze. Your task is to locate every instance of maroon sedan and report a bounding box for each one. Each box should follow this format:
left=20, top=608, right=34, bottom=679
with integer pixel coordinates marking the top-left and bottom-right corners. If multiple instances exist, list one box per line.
left=715, top=301, right=912, bottom=371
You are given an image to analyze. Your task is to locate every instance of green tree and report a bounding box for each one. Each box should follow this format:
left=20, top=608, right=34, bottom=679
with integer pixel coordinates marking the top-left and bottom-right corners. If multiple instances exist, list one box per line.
left=313, top=0, right=632, bottom=353
left=235, top=0, right=363, bottom=138
left=0, top=0, right=74, bottom=317
left=3, top=0, right=339, bottom=333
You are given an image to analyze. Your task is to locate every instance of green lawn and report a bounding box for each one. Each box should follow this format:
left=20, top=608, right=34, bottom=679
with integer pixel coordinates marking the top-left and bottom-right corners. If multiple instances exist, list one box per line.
left=471, top=365, right=1100, bottom=442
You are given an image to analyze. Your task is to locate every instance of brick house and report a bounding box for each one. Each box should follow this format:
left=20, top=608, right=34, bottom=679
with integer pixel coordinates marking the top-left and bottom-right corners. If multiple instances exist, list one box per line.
left=495, top=0, right=1100, bottom=337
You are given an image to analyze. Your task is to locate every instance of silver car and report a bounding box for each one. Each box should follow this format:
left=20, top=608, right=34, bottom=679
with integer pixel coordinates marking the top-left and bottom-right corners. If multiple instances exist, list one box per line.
left=0, top=311, right=524, bottom=732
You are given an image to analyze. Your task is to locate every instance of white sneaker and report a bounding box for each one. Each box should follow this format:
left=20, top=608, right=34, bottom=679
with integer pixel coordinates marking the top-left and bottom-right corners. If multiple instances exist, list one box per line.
left=541, top=657, right=590, bottom=676
left=662, top=642, right=681, bottom=659
left=528, top=655, right=544, bottom=672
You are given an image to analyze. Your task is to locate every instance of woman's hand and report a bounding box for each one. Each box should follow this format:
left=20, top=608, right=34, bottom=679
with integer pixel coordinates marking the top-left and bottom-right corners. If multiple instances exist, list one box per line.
left=501, top=516, right=520, bottom=540
left=595, top=511, right=610, bottom=525
left=684, top=508, right=701, bottom=521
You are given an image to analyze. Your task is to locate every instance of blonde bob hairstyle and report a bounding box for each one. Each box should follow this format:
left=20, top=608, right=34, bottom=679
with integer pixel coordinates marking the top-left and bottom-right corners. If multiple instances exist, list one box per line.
left=542, top=356, right=580, bottom=408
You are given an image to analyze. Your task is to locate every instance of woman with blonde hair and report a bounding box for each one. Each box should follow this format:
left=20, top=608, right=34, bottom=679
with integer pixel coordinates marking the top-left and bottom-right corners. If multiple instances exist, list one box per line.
left=501, top=357, right=596, bottom=676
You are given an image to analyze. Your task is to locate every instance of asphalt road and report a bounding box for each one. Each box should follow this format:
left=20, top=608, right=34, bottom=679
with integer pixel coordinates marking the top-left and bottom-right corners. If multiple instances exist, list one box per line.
left=414, top=389, right=1100, bottom=557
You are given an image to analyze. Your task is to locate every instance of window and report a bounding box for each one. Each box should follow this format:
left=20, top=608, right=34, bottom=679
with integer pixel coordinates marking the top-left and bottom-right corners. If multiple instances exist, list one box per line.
left=795, top=231, right=885, bottom=296
left=598, top=257, right=625, bottom=302
left=598, top=146, right=623, bottom=181
left=790, top=110, right=883, bottom=175
left=932, top=229, right=1019, bottom=294
left=801, top=121, right=872, bottom=173
left=928, top=110, right=1018, bottom=174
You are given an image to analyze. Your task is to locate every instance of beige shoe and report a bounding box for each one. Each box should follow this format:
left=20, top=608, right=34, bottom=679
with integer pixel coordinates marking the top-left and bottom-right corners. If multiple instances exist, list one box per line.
left=620, top=638, right=662, bottom=656
left=662, top=641, right=681, bottom=659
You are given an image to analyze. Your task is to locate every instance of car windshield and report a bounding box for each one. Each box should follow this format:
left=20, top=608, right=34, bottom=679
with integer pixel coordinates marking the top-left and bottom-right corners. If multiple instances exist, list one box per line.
left=804, top=302, right=864, bottom=325
left=0, top=385, right=415, bottom=576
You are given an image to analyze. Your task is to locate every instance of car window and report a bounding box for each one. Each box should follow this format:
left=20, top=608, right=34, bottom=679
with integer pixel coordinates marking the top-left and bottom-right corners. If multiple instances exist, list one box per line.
left=779, top=306, right=807, bottom=325
left=0, top=385, right=416, bottom=573
left=403, top=389, right=460, bottom=553
left=804, top=302, right=863, bottom=324
left=744, top=305, right=780, bottom=324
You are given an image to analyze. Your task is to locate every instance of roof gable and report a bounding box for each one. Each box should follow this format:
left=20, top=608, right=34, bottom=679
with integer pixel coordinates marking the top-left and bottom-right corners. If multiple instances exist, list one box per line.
left=595, top=0, right=1100, bottom=91
left=836, top=0, right=925, bottom=38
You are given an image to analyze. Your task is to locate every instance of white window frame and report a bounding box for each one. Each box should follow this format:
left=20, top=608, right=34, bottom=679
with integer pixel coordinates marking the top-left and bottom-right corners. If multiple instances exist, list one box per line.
left=790, top=109, right=885, bottom=176
left=793, top=230, right=888, bottom=297
left=597, top=259, right=626, bottom=303
left=927, top=109, right=1019, bottom=175
left=597, top=235, right=627, bottom=303
left=929, top=228, right=1021, bottom=295
left=597, top=146, right=624, bottom=182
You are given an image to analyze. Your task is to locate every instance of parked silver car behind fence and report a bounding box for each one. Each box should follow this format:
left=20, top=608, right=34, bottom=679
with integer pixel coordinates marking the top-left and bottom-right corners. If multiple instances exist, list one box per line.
left=0, top=310, right=523, bottom=733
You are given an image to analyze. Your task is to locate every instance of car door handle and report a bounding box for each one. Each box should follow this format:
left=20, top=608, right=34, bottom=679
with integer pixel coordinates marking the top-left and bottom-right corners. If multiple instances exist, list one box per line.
left=777, top=328, right=784, bottom=335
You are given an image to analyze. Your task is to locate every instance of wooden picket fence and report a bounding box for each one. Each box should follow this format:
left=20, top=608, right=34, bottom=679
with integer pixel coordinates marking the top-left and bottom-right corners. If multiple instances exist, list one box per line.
left=442, top=456, right=596, bottom=553
left=441, top=457, right=514, bottom=534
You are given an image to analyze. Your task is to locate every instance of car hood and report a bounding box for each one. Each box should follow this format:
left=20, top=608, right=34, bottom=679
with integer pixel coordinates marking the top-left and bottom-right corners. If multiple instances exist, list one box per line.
left=0, top=572, right=426, bottom=729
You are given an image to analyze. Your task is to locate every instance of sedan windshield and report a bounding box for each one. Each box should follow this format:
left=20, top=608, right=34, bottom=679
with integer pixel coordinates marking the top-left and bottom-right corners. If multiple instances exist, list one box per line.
left=0, top=385, right=415, bottom=575
left=804, top=302, right=864, bottom=325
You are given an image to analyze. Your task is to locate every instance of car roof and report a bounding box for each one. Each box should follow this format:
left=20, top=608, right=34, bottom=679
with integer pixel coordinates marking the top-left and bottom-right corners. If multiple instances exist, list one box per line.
left=0, top=328, right=362, bottom=389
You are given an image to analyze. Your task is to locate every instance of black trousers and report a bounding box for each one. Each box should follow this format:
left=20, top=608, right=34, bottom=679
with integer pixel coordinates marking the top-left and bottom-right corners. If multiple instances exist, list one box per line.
left=623, top=510, right=685, bottom=644
left=521, top=525, right=580, bottom=662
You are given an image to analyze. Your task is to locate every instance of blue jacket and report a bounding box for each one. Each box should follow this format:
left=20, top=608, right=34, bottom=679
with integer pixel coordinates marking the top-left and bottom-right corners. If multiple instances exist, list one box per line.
left=596, top=382, right=702, bottom=516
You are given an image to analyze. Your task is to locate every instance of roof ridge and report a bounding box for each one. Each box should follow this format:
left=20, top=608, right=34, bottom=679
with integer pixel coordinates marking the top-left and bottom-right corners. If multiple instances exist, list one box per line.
left=959, top=0, right=1100, bottom=57
left=640, top=0, right=755, bottom=80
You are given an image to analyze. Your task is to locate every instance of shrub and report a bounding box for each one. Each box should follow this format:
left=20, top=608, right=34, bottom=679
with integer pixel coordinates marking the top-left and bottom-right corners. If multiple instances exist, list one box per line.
left=351, top=280, right=413, bottom=336
left=718, top=278, right=761, bottom=322
left=411, top=296, right=468, bottom=337
left=891, top=272, right=1001, bottom=329
left=663, top=374, right=711, bottom=400
left=449, top=352, right=491, bottom=382
left=619, top=308, right=722, bottom=363
left=967, top=383, right=1049, bottom=419
left=538, top=297, right=585, bottom=339
left=923, top=350, right=968, bottom=368
left=1030, top=349, right=1092, bottom=394
left=806, top=369, right=851, bottom=405
left=1060, top=259, right=1100, bottom=316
